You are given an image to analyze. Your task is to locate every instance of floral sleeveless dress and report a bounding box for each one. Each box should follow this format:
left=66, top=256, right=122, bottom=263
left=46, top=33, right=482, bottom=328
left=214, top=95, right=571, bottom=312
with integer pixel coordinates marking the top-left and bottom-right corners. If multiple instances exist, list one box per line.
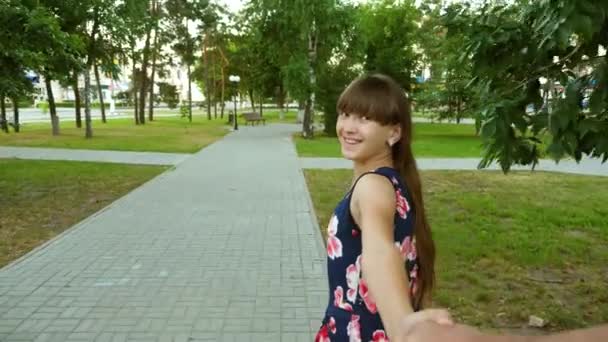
left=315, top=167, right=419, bottom=342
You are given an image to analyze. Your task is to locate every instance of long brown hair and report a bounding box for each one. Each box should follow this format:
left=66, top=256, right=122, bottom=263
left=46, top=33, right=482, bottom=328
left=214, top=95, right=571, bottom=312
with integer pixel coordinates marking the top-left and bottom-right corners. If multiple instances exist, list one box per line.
left=336, top=73, right=435, bottom=310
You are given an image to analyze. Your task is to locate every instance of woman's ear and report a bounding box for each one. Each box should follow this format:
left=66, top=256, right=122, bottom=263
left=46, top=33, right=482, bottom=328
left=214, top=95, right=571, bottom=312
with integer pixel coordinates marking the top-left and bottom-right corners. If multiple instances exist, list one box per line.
left=389, top=125, right=402, bottom=146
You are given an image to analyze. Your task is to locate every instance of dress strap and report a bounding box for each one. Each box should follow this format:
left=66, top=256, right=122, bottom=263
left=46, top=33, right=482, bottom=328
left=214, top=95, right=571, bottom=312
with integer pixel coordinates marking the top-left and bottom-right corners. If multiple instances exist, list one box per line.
left=347, top=167, right=399, bottom=198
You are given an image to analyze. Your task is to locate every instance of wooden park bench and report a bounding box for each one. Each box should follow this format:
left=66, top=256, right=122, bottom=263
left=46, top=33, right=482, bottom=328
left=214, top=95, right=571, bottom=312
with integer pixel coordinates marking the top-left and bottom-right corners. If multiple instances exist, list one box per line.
left=241, top=112, right=266, bottom=126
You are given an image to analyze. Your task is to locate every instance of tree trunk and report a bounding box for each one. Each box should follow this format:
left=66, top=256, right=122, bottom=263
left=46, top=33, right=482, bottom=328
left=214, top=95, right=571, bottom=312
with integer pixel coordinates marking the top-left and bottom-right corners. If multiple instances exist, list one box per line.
left=204, top=32, right=212, bottom=120
left=212, top=52, right=217, bottom=119
left=139, top=26, right=151, bottom=125
left=278, top=82, right=285, bottom=119
left=73, top=72, right=82, bottom=128
left=134, top=92, right=138, bottom=121
left=45, top=76, right=60, bottom=136
left=187, top=63, right=192, bottom=122
left=84, top=67, right=93, bottom=138
left=12, top=96, right=20, bottom=133
left=259, top=94, right=263, bottom=117
left=303, top=27, right=317, bottom=138
left=94, top=63, right=106, bottom=123
left=132, top=43, right=139, bottom=124
left=0, top=94, right=7, bottom=133
left=303, top=95, right=314, bottom=138
left=456, top=96, right=462, bottom=124
left=220, top=66, right=225, bottom=118
left=249, top=89, right=255, bottom=112
left=148, top=27, right=158, bottom=121
left=84, top=7, right=99, bottom=137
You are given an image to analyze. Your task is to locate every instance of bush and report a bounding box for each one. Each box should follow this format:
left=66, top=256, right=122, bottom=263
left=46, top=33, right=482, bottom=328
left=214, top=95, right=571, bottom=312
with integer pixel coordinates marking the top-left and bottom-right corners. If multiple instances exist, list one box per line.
left=39, top=102, right=48, bottom=114
left=180, top=105, right=189, bottom=117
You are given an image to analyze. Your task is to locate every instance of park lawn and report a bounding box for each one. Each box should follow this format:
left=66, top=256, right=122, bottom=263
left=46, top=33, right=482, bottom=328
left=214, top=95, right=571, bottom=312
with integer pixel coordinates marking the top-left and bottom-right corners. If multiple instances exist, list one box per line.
left=0, top=159, right=167, bottom=268
left=152, top=107, right=299, bottom=123
left=0, top=116, right=230, bottom=153
left=304, top=169, right=608, bottom=332
left=261, top=109, right=298, bottom=123
left=294, top=123, right=483, bottom=158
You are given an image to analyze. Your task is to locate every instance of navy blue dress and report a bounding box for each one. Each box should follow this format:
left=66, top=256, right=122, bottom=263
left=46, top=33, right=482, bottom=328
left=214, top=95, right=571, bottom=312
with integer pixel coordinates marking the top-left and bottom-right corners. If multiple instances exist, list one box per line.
left=315, top=167, right=419, bottom=342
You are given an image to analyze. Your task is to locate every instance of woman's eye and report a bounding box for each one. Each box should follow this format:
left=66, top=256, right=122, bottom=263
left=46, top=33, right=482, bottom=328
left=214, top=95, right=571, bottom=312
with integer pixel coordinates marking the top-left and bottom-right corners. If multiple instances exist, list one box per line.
left=360, top=116, right=369, bottom=121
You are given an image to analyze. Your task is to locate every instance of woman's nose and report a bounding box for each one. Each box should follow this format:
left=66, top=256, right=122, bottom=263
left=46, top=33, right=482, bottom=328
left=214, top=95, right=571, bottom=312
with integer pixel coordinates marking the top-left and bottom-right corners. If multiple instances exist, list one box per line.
left=342, top=116, right=357, bottom=133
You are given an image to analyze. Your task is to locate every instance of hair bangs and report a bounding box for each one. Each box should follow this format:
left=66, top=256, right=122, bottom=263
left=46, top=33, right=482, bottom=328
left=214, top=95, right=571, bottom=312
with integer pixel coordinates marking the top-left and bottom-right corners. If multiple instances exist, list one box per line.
left=337, top=74, right=402, bottom=125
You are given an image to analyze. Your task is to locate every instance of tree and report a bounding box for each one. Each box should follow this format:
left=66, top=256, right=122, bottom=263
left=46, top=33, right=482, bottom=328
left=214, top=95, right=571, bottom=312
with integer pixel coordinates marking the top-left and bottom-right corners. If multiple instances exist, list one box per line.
left=316, top=4, right=364, bottom=136
left=414, top=1, right=475, bottom=122
left=166, top=0, right=209, bottom=122
left=359, top=0, right=421, bottom=91
left=247, top=0, right=348, bottom=137
left=446, top=0, right=608, bottom=171
left=117, top=0, right=149, bottom=125
left=199, top=3, right=224, bottom=120
left=0, top=1, right=35, bottom=133
left=18, top=1, right=84, bottom=136
left=147, top=0, right=167, bottom=121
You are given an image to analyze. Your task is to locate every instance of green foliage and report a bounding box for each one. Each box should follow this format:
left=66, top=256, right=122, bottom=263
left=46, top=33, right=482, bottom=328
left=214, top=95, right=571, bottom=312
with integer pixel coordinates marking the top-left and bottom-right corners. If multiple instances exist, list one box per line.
left=180, top=105, right=189, bottom=117
left=413, top=1, right=475, bottom=122
left=157, top=82, right=179, bottom=109
left=316, top=3, right=362, bottom=136
left=0, top=1, right=81, bottom=108
left=39, top=101, right=49, bottom=114
left=446, top=0, right=608, bottom=171
left=358, top=0, right=420, bottom=90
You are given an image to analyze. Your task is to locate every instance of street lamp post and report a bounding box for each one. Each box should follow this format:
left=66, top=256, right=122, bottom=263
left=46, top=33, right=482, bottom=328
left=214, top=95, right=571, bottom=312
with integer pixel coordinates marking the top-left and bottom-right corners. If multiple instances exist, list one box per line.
left=228, top=75, right=240, bottom=130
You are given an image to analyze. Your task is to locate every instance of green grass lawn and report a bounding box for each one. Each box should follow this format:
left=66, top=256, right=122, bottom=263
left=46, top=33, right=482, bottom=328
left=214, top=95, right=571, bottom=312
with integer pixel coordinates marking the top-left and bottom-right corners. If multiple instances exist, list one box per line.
left=0, top=159, right=167, bottom=268
left=304, top=169, right=608, bottom=331
left=259, top=109, right=298, bottom=123
left=0, top=116, right=230, bottom=153
left=294, top=123, right=483, bottom=158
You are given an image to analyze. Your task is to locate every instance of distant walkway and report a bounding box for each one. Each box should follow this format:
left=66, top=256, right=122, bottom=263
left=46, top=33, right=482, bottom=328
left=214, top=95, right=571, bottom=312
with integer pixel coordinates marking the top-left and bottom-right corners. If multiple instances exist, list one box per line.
left=0, top=146, right=190, bottom=166
left=300, top=157, right=608, bottom=177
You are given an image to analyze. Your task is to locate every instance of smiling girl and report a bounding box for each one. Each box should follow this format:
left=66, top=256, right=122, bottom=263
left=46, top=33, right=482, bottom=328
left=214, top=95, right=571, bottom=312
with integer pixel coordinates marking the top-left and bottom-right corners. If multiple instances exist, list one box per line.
left=315, top=74, right=449, bottom=342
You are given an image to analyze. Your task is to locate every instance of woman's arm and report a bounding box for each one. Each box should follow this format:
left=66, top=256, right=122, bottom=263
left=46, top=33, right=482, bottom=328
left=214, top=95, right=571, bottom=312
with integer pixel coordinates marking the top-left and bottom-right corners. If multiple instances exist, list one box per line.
left=351, top=174, right=415, bottom=338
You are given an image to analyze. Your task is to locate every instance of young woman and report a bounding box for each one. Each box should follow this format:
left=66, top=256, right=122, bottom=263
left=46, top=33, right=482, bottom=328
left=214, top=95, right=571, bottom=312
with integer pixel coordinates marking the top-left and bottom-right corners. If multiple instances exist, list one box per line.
left=315, top=74, right=450, bottom=342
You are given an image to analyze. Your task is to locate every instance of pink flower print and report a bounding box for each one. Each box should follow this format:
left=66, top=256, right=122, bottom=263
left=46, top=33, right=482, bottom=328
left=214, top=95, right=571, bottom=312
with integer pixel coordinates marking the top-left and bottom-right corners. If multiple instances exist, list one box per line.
left=397, top=236, right=417, bottom=261
left=409, top=263, right=418, bottom=279
left=391, top=176, right=399, bottom=185
left=346, top=260, right=360, bottom=303
left=327, top=215, right=343, bottom=260
left=371, top=330, right=390, bottom=342
left=328, top=317, right=337, bottom=334
left=315, top=324, right=330, bottom=342
left=352, top=229, right=359, bottom=237
left=411, top=277, right=418, bottom=297
left=409, top=263, right=419, bottom=295
left=334, top=286, right=353, bottom=312
left=395, top=189, right=410, bottom=219
left=358, top=278, right=377, bottom=314
left=347, top=314, right=362, bottom=342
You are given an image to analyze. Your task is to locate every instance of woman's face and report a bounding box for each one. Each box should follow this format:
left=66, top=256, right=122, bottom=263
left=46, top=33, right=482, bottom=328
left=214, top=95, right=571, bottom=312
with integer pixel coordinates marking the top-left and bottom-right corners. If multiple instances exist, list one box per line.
left=336, top=112, right=400, bottom=162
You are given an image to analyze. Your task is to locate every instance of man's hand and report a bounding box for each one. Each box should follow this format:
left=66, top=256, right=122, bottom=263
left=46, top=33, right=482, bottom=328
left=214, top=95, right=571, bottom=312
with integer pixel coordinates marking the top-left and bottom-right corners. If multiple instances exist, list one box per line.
left=394, top=309, right=455, bottom=342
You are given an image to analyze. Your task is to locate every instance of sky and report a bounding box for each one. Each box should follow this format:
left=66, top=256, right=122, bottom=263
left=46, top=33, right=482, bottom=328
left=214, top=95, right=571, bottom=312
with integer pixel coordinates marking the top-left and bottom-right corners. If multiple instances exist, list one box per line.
left=218, top=0, right=244, bottom=13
